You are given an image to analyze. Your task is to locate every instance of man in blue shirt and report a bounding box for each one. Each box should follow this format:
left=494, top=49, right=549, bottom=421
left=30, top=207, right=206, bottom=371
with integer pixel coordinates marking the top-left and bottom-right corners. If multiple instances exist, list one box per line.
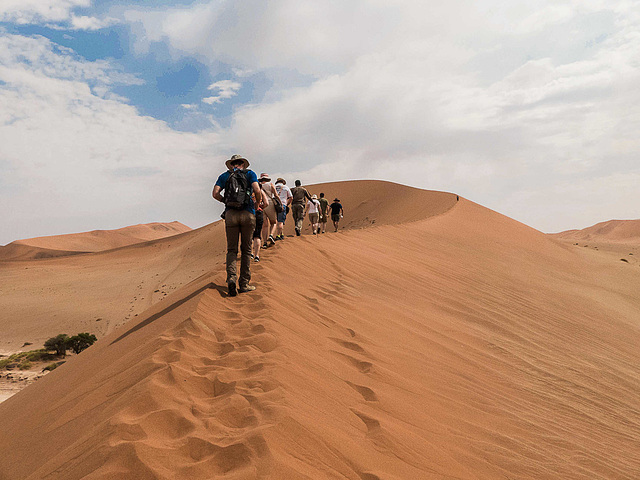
left=212, top=155, right=262, bottom=296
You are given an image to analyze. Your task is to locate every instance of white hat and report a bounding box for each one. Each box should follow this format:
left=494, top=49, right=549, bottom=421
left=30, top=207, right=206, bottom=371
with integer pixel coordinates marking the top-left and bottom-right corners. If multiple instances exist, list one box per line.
left=311, top=194, right=318, bottom=199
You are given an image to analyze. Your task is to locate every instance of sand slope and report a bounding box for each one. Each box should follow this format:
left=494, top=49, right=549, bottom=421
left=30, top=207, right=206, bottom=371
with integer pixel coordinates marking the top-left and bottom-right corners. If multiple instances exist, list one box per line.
left=553, top=219, right=640, bottom=245
left=1, top=183, right=640, bottom=479
left=0, top=221, right=192, bottom=262
left=0, top=181, right=455, bottom=353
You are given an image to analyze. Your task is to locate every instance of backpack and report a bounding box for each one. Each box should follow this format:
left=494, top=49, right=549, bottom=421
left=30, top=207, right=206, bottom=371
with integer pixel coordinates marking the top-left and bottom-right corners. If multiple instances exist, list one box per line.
left=271, top=192, right=284, bottom=213
left=224, top=169, right=250, bottom=210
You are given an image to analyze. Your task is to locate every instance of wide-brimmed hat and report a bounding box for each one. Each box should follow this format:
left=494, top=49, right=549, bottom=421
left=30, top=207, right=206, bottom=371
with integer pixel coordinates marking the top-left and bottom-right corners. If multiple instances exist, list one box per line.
left=225, top=154, right=249, bottom=170
left=259, top=173, right=271, bottom=182
left=311, top=194, right=318, bottom=199
left=334, top=198, right=340, bottom=202
left=276, top=178, right=286, bottom=184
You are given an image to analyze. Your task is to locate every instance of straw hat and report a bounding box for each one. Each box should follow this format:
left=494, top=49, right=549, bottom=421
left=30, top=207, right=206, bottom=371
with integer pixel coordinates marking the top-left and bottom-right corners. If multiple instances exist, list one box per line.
left=225, top=154, right=249, bottom=170
left=311, top=194, right=318, bottom=200
left=259, top=173, right=271, bottom=182
left=276, top=178, right=286, bottom=184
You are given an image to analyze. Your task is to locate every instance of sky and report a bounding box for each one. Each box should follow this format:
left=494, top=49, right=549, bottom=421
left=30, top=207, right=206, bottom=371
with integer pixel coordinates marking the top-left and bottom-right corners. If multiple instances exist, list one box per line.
left=1, top=0, right=639, bottom=245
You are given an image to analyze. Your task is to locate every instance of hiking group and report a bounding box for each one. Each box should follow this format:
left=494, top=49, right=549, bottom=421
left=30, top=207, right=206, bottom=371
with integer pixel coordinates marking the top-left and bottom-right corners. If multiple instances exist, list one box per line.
left=213, top=154, right=344, bottom=297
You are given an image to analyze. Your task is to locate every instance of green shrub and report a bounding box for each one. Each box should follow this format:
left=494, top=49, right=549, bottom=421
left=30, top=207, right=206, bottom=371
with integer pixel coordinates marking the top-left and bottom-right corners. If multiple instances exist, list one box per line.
left=43, top=361, right=64, bottom=372
left=67, top=333, right=97, bottom=354
left=44, top=334, right=70, bottom=356
left=18, top=361, right=32, bottom=370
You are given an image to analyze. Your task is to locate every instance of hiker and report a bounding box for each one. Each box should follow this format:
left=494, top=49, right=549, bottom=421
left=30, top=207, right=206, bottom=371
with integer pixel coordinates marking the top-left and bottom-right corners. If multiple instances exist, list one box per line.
left=251, top=189, right=264, bottom=263
left=274, top=178, right=292, bottom=240
left=212, top=154, right=261, bottom=296
left=330, top=198, right=343, bottom=232
left=307, top=194, right=321, bottom=235
left=318, top=192, right=329, bottom=234
left=258, top=173, right=280, bottom=246
left=290, top=179, right=313, bottom=236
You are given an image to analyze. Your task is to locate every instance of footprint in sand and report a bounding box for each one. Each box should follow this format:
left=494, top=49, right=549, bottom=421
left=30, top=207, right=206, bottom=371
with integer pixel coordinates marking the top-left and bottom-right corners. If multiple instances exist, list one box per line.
left=345, top=381, right=378, bottom=402
left=330, top=337, right=367, bottom=354
left=351, top=410, right=381, bottom=433
left=331, top=351, right=375, bottom=374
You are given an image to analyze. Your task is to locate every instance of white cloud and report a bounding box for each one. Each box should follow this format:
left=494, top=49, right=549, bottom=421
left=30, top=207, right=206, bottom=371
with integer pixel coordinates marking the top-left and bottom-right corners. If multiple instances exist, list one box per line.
left=0, top=0, right=114, bottom=30
left=202, top=80, right=241, bottom=105
left=0, top=32, right=225, bottom=245
left=3, top=0, right=640, bottom=243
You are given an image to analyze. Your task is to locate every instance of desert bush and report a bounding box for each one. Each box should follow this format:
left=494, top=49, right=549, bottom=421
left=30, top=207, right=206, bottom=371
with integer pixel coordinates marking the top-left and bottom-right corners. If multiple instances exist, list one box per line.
left=67, top=333, right=97, bottom=354
left=43, top=361, right=65, bottom=372
left=44, top=334, right=70, bottom=356
left=18, top=361, right=32, bottom=370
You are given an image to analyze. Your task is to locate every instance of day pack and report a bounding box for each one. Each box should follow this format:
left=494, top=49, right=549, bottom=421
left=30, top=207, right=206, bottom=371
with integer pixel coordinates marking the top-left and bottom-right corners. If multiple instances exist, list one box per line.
left=224, top=169, right=250, bottom=210
left=271, top=192, right=284, bottom=213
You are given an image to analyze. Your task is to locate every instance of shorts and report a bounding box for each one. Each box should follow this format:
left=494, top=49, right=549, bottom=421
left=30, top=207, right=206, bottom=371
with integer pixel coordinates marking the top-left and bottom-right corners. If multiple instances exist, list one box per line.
left=277, top=209, right=287, bottom=223
left=309, top=212, right=319, bottom=224
left=253, top=210, right=264, bottom=239
left=319, top=213, right=327, bottom=223
left=331, top=214, right=340, bottom=222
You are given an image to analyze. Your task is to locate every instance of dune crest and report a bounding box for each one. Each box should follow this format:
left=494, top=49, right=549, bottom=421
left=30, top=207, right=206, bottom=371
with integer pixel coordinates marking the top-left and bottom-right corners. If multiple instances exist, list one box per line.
left=0, top=221, right=192, bottom=262
left=553, top=219, right=640, bottom=245
left=1, top=183, right=640, bottom=478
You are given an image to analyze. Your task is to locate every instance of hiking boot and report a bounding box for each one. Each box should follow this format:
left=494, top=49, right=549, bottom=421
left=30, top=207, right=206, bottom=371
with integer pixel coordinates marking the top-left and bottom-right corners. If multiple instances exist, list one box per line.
left=268, top=235, right=276, bottom=245
left=239, top=285, right=256, bottom=293
left=228, top=282, right=237, bottom=297
left=277, top=234, right=284, bottom=240
left=295, top=228, right=301, bottom=236
left=254, top=256, right=260, bottom=262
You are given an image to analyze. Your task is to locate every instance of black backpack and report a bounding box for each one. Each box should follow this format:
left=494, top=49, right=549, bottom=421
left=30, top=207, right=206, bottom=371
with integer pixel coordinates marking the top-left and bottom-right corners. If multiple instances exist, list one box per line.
left=224, top=169, right=250, bottom=210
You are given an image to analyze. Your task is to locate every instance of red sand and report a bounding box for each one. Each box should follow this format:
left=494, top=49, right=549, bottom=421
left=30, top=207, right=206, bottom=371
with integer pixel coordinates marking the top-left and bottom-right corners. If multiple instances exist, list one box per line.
left=0, top=221, right=192, bottom=261
left=1, top=181, right=639, bottom=479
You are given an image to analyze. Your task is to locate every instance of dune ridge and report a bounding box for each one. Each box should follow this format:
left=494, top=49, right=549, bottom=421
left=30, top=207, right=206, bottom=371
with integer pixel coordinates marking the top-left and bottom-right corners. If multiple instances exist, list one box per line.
left=0, top=221, right=192, bottom=262
left=1, top=185, right=640, bottom=478
left=553, top=219, right=640, bottom=245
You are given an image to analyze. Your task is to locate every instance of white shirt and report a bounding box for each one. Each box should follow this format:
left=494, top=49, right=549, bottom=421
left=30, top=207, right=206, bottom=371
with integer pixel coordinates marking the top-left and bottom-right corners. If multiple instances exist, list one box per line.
left=275, top=183, right=292, bottom=205
left=306, top=199, right=320, bottom=214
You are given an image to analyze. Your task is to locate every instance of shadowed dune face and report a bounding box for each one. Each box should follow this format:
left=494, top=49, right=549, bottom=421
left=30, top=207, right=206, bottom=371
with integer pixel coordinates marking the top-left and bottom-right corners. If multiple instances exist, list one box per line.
left=1, top=187, right=640, bottom=479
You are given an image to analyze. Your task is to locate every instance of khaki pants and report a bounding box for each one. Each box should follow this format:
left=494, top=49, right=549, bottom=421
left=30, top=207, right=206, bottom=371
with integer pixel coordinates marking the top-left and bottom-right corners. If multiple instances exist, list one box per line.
left=292, top=203, right=305, bottom=231
left=225, top=209, right=255, bottom=287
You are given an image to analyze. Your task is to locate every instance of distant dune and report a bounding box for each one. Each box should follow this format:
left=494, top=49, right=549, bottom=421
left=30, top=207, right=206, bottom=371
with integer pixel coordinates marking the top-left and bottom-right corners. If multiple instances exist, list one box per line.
left=0, top=221, right=192, bottom=262
left=1, top=181, right=640, bottom=479
left=552, top=219, right=640, bottom=245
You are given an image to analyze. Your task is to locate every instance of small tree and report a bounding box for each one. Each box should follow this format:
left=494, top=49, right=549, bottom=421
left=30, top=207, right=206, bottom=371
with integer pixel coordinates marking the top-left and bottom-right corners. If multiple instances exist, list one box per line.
left=67, top=333, right=97, bottom=354
left=44, top=334, right=69, bottom=357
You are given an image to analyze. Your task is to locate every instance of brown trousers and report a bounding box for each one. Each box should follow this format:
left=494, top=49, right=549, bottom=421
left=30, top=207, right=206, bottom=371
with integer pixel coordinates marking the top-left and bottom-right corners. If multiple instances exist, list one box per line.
left=292, top=203, right=305, bottom=231
left=224, top=209, right=255, bottom=287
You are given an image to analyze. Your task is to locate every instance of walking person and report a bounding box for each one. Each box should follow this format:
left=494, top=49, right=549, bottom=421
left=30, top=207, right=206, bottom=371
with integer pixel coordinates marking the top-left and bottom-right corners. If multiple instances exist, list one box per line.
left=258, top=173, right=279, bottom=246
left=212, top=154, right=262, bottom=296
left=290, top=179, right=313, bottom=236
left=274, top=178, right=292, bottom=240
left=307, top=194, right=321, bottom=235
left=330, top=198, right=344, bottom=232
left=318, top=192, right=329, bottom=234
left=251, top=189, right=265, bottom=263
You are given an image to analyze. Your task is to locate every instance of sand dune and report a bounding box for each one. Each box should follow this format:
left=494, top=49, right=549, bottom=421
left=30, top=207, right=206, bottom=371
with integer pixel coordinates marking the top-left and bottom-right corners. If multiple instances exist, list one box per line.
left=0, top=221, right=192, bottom=261
left=1, top=181, right=640, bottom=479
left=553, top=219, right=640, bottom=245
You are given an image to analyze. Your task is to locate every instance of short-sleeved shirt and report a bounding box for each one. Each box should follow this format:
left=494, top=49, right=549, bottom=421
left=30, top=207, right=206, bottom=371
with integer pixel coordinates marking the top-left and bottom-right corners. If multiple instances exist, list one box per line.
left=215, top=169, right=259, bottom=214
left=275, top=183, right=292, bottom=205
left=330, top=202, right=343, bottom=215
left=306, top=199, right=320, bottom=214
left=318, top=198, right=329, bottom=215
left=291, top=186, right=311, bottom=205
